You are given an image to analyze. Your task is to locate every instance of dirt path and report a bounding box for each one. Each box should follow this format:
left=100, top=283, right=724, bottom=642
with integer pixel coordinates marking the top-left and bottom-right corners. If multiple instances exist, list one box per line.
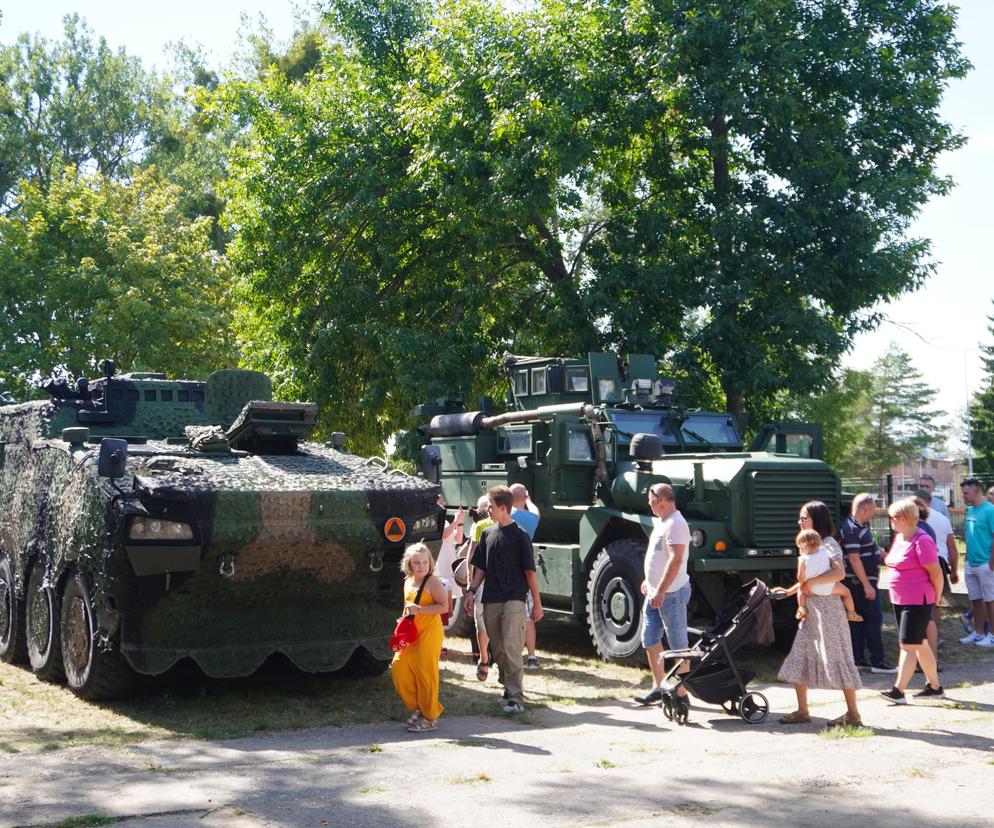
left=2, top=659, right=993, bottom=828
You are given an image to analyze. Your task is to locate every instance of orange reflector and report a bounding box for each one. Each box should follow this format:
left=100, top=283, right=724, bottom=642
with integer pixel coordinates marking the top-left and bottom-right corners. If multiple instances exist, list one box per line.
left=715, top=541, right=727, bottom=553
left=384, top=517, right=407, bottom=543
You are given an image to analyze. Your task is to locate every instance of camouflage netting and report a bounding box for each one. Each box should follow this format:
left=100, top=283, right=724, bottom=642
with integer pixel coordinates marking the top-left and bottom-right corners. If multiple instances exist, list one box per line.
left=1, top=374, right=440, bottom=682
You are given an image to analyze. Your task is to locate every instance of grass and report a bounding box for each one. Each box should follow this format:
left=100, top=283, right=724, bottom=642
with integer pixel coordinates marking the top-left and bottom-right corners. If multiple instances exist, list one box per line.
left=49, top=817, right=116, bottom=828
left=358, top=785, right=386, bottom=795
left=451, top=772, right=491, bottom=784
left=673, top=804, right=720, bottom=816
left=2, top=611, right=991, bottom=755
left=818, top=724, right=875, bottom=740
left=594, top=758, right=616, bottom=769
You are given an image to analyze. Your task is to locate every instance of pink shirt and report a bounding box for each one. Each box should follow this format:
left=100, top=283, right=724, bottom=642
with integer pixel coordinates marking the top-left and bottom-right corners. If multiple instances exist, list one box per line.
left=885, top=529, right=939, bottom=605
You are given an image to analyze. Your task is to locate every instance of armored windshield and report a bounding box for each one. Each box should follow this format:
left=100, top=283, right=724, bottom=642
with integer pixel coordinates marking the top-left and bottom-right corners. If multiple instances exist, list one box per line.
left=607, top=410, right=742, bottom=450
left=680, top=413, right=742, bottom=449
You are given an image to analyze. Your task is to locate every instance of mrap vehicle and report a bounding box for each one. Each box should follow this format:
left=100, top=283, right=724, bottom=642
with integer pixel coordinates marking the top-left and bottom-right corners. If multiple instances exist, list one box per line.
left=416, top=352, right=838, bottom=664
left=0, top=362, right=441, bottom=699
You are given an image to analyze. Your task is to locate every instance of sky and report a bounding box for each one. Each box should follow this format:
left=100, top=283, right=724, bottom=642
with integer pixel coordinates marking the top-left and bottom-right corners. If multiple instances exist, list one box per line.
left=1, top=1, right=992, bottom=452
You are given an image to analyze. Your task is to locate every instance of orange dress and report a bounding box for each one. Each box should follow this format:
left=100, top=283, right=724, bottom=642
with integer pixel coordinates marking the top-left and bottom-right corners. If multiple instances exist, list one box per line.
left=390, top=577, right=444, bottom=721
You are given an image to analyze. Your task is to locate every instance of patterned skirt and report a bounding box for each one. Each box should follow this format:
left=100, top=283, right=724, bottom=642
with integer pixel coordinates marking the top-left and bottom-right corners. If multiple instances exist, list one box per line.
left=778, top=594, right=863, bottom=690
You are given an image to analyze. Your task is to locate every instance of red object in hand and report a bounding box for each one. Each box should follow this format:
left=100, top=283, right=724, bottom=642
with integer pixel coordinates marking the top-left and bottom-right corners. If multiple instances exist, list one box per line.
left=390, top=615, right=419, bottom=652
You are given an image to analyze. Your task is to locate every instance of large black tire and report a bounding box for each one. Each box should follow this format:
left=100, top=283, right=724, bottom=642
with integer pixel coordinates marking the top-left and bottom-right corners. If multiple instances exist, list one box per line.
left=0, top=554, right=27, bottom=664
left=60, top=571, right=136, bottom=700
left=26, top=563, right=64, bottom=682
left=586, top=539, right=648, bottom=667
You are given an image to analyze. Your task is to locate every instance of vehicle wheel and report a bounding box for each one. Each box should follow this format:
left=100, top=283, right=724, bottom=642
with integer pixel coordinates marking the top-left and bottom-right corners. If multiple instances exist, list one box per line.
left=339, top=647, right=390, bottom=678
left=586, top=539, right=648, bottom=667
left=443, top=595, right=474, bottom=638
left=26, top=564, right=64, bottom=682
left=739, top=691, right=769, bottom=724
left=60, top=571, right=136, bottom=700
left=0, top=554, right=27, bottom=664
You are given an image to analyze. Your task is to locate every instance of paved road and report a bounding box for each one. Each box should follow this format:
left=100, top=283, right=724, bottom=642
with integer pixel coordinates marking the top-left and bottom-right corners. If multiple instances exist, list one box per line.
left=2, top=663, right=993, bottom=828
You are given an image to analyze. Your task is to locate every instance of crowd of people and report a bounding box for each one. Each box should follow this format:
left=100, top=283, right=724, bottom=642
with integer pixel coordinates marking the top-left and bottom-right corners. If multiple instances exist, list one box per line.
left=389, top=475, right=994, bottom=734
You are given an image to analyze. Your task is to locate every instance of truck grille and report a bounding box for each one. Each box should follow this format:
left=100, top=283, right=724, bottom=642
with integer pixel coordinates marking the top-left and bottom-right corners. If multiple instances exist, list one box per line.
left=751, top=470, right=840, bottom=548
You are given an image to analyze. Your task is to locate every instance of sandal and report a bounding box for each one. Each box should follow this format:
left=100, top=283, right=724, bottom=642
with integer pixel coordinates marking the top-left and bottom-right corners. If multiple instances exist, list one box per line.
left=407, top=717, right=437, bottom=733
left=778, top=710, right=812, bottom=724
left=827, top=713, right=862, bottom=728
left=476, top=661, right=490, bottom=682
left=406, top=708, right=422, bottom=726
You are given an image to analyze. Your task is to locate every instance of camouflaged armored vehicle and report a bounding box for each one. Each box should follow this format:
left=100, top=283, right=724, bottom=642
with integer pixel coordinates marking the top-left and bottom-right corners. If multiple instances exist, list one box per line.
left=0, top=362, right=441, bottom=699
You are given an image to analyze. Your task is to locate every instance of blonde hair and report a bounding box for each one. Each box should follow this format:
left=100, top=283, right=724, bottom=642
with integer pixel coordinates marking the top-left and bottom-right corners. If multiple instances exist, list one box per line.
left=400, top=542, right=434, bottom=576
left=851, top=493, right=875, bottom=515
left=887, top=497, right=919, bottom=524
left=795, top=529, right=822, bottom=551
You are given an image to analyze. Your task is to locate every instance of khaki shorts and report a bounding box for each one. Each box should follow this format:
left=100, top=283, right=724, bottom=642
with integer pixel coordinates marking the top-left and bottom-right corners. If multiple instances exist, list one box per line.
left=965, top=563, right=994, bottom=603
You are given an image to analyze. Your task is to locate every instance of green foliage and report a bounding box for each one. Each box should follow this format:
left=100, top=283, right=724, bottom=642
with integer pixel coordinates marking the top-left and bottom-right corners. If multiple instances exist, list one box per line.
left=796, top=343, right=945, bottom=478
left=0, top=168, right=235, bottom=397
left=969, top=307, right=994, bottom=474
left=0, top=15, right=176, bottom=205
left=214, top=0, right=967, bottom=453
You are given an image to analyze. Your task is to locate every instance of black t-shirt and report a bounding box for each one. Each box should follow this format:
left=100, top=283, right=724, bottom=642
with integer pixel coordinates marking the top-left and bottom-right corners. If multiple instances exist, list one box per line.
left=470, top=522, right=535, bottom=603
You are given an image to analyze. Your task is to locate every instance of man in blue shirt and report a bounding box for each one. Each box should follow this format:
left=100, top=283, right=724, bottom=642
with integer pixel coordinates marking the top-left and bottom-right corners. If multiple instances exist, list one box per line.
left=510, top=484, right=542, bottom=668
left=959, top=477, right=994, bottom=648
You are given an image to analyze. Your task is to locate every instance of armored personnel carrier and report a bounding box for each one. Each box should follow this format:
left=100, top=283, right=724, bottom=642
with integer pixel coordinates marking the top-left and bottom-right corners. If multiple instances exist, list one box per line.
left=416, top=352, right=838, bottom=664
left=0, top=362, right=441, bottom=699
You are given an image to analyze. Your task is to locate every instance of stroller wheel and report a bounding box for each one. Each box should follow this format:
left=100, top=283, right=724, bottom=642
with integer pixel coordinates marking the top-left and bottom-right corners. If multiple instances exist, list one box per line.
left=662, top=697, right=674, bottom=721
left=739, top=692, right=769, bottom=724
left=674, top=698, right=690, bottom=725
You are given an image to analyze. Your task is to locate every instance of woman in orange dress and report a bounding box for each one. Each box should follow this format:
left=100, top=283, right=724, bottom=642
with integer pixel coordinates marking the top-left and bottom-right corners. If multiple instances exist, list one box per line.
left=391, top=542, right=447, bottom=732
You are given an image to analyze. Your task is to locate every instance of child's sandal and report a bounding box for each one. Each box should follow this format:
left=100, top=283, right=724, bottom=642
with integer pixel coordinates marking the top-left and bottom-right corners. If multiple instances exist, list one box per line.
left=407, top=717, right=437, bottom=733
left=406, top=708, right=422, bottom=726
left=795, top=607, right=808, bottom=621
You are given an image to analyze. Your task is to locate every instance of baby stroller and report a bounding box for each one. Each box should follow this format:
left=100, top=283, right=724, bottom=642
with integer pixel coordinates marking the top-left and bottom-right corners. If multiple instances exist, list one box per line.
left=660, top=579, right=779, bottom=725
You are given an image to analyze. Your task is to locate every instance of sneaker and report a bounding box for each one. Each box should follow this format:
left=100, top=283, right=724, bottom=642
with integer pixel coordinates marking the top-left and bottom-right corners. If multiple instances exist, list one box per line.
left=959, top=631, right=984, bottom=645
left=913, top=684, right=945, bottom=699
left=870, top=663, right=898, bottom=674
left=853, top=660, right=871, bottom=670
left=977, top=633, right=994, bottom=648
left=634, top=688, right=664, bottom=706
left=879, top=687, right=907, bottom=705
left=959, top=612, right=974, bottom=633
left=525, top=655, right=541, bottom=670
left=502, top=699, right=524, bottom=714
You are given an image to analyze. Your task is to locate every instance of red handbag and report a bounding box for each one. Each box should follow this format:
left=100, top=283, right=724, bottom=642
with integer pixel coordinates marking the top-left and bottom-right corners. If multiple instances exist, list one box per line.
left=390, top=575, right=430, bottom=653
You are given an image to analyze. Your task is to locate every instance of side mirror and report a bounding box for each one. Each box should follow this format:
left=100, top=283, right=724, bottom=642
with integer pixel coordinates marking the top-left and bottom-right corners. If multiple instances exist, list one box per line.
left=98, top=438, right=128, bottom=479
left=420, top=445, right=441, bottom=483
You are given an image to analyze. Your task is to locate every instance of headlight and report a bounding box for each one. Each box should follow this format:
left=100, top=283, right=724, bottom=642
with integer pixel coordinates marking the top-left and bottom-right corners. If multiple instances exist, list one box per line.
left=691, top=529, right=705, bottom=548
left=129, top=517, right=194, bottom=541
left=410, top=514, right=439, bottom=536
left=746, top=549, right=759, bottom=557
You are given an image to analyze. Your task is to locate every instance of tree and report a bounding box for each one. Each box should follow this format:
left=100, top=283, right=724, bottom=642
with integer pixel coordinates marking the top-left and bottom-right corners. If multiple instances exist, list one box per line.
left=969, top=307, right=994, bottom=474
left=216, top=0, right=968, bottom=451
left=0, top=167, right=236, bottom=397
left=0, top=15, right=176, bottom=207
left=793, top=368, right=875, bottom=477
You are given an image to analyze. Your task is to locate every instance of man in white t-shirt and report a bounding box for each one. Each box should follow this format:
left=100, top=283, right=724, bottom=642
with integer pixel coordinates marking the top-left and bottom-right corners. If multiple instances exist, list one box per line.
left=635, top=483, right=693, bottom=705
left=921, top=489, right=959, bottom=668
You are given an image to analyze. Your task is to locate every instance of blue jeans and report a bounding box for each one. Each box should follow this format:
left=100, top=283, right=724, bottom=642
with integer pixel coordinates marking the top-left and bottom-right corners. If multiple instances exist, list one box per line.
left=846, top=578, right=885, bottom=666
left=641, top=583, right=692, bottom=650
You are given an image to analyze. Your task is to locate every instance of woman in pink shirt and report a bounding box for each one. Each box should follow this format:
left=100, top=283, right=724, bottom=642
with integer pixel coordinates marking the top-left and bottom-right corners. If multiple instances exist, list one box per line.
left=880, top=497, right=944, bottom=704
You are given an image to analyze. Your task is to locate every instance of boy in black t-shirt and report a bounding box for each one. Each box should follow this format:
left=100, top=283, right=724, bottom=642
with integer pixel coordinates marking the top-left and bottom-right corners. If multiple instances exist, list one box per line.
left=464, top=486, right=543, bottom=713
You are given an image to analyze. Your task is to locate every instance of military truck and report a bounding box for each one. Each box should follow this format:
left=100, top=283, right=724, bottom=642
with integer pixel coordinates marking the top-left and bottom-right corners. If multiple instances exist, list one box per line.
left=416, top=353, right=839, bottom=664
left=0, top=362, right=441, bottom=699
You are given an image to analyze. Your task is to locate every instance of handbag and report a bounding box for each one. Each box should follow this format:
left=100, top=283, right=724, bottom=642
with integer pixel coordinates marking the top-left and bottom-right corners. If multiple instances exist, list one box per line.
left=452, top=539, right=472, bottom=589
left=390, top=575, right=430, bottom=653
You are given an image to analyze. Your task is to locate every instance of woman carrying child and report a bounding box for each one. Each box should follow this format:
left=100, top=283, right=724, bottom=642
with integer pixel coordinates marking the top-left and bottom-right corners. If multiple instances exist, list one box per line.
left=794, top=529, right=863, bottom=623
left=774, top=501, right=863, bottom=727
left=391, top=542, right=448, bottom=733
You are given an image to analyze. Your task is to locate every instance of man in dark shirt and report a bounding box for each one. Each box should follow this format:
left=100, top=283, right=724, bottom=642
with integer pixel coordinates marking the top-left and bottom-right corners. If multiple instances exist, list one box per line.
left=464, top=485, right=543, bottom=713
left=841, top=493, right=896, bottom=673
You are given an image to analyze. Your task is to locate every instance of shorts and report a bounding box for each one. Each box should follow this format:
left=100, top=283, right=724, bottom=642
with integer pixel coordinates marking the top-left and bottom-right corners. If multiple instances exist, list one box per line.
left=965, top=563, right=994, bottom=603
left=893, top=603, right=932, bottom=645
left=641, top=583, right=692, bottom=650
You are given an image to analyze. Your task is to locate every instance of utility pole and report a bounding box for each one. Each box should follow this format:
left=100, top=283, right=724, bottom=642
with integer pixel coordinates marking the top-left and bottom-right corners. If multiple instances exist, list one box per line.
left=965, top=350, right=974, bottom=476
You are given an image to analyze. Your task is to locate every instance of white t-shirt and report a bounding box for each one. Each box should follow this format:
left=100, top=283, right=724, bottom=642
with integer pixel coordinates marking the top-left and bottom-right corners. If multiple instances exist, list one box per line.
left=644, top=510, right=691, bottom=593
left=925, top=509, right=954, bottom=562
left=802, top=545, right=835, bottom=596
